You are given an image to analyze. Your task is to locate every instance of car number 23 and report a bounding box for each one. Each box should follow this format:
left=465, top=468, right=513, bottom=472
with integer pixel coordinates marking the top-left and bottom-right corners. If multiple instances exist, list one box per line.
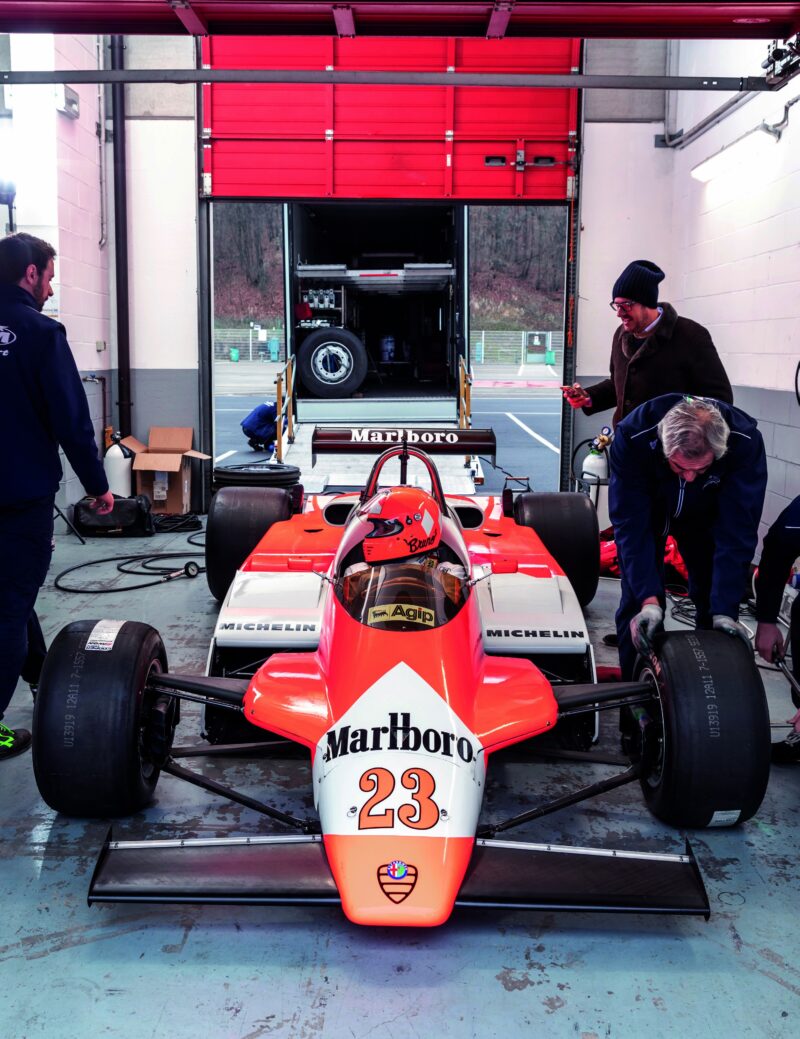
left=358, top=767, right=440, bottom=831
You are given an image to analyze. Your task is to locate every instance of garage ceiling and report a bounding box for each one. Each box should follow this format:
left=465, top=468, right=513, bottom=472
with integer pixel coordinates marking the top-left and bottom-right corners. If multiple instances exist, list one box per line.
left=0, top=1, right=798, bottom=39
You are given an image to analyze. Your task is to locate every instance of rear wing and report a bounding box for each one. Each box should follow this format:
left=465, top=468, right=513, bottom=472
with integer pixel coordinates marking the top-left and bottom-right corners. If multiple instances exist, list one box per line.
left=311, top=427, right=496, bottom=467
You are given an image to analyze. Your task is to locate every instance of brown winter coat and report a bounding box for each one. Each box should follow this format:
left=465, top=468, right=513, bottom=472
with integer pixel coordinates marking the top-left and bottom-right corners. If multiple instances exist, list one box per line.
left=583, top=302, right=733, bottom=428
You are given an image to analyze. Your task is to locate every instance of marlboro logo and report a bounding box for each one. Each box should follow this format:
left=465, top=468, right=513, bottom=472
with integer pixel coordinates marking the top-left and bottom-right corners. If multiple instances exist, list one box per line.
left=378, top=860, right=418, bottom=903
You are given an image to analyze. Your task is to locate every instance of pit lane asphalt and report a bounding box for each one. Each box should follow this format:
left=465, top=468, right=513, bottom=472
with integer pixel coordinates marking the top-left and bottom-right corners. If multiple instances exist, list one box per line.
left=213, top=393, right=564, bottom=494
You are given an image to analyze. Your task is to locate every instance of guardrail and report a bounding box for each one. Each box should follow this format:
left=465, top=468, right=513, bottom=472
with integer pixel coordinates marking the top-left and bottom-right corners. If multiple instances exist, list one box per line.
left=458, top=356, right=472, bottom=430
left=274, top=356, right=296, bottom=462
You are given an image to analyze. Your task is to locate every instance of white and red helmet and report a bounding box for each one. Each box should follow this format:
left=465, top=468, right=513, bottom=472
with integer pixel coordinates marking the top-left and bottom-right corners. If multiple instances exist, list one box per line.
left=360, top=487, right=442, bottom=563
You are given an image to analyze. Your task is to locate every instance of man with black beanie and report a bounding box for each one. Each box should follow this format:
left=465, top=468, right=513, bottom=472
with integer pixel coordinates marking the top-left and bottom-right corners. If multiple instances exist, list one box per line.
left=562, top=259, right=733, bottom=428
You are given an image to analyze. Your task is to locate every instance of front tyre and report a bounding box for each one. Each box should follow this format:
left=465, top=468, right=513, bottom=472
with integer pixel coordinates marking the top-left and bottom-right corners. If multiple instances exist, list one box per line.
left=32, top=620, right=171, bottom=817
left=635, top=630, right=770, bottom=828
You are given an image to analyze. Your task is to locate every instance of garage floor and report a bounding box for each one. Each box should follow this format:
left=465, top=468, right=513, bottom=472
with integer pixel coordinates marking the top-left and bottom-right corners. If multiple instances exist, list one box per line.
left=3, top=525, right=798, bottom=1039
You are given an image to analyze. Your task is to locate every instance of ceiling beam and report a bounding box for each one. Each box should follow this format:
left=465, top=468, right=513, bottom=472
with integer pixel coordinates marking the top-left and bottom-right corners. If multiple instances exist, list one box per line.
left=486, top=2, right=514, bottom=39
left=333, top=5, right=356, bottom=37
left=166, top=0, right=208, bottom=36
left=0, top=68, right=781, bottom=91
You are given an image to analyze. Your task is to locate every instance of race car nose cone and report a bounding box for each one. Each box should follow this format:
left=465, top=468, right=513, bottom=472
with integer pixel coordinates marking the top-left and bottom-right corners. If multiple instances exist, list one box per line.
left=324, top=834, right=474, bottom=927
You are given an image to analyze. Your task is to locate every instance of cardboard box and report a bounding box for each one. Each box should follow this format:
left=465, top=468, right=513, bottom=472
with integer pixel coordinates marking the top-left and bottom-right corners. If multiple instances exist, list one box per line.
left=121, top=428, right=210, bottom=514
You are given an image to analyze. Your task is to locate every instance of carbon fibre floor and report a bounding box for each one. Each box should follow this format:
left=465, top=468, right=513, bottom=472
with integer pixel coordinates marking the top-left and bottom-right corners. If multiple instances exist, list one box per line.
left=2, top=525, right=798, bottom=1039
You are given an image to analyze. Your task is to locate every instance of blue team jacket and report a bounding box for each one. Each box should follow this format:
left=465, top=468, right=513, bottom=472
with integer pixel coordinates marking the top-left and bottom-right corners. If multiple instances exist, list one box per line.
left=609, top=393, right=767, bottom=618
left=754, top=495, right=800, bottom=623
left=0, top=284, right=108, bottom=506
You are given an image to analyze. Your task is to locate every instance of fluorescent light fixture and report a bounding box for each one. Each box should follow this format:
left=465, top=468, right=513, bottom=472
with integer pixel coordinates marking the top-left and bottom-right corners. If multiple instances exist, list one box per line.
left=690, top=123, right=779, bottom=182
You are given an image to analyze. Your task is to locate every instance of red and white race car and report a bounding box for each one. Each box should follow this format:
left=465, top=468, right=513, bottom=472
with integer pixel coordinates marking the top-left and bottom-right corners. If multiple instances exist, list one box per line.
left=32, top=432, right=771, bottom=926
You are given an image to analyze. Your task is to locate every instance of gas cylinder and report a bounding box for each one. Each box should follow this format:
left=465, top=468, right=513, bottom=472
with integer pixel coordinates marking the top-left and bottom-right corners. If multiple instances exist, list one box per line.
left=103, top=432, right=133, bottom=498
left=580, top=426, right=612, bottom=532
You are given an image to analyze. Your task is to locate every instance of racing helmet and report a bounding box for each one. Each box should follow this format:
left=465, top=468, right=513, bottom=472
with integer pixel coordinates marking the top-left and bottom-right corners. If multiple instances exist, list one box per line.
left=360, top=487, right=442, bottom=563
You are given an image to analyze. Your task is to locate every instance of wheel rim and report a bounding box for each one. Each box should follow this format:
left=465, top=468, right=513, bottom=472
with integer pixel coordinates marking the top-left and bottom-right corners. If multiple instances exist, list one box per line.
left=638, top=664, right=667, bottom=790
left=311, top=341, right=353, bottom=384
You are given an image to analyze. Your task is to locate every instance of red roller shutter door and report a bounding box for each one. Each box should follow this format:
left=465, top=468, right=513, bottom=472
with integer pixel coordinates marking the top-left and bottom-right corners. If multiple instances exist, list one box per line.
left=202, top=36, right=580, bottom=201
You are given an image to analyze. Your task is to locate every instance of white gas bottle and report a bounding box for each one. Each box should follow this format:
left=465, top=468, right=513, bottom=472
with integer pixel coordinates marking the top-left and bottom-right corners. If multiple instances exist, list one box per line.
left=580, top=427, right=612, bottom=532
left=103, top=432, right=133, bottom=498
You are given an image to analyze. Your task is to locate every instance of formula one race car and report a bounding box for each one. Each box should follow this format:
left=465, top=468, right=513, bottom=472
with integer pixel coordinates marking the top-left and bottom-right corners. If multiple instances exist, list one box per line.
left=31, top=432, right=771, bottom=926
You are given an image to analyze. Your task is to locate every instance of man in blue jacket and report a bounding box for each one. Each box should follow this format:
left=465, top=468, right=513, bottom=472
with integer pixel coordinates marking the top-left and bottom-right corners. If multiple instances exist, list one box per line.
left=0, top=233, right=114, bottom=761
left=609, top=393, right=767, bottom=681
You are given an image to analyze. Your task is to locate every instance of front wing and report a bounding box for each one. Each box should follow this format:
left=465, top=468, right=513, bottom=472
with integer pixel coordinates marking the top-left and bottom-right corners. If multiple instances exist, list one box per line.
left=89, top=831, right=710, bottom=918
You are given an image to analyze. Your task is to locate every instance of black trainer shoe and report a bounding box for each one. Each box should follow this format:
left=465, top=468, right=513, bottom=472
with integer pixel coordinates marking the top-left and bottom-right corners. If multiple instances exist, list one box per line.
left=0, top=723, right=32, bottom=760
left=771, top=731, right=800, bottom=764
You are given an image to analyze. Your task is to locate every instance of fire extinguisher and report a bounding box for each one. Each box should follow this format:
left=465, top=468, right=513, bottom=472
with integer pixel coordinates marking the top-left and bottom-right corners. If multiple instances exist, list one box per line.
left=103, top=431, right=133, bottom=498
left=579, top=426, right=612, bottom=532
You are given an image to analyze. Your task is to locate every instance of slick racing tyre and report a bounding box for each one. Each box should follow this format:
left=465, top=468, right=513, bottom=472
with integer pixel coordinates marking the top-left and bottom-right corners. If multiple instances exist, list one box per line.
left=634, top=630, right=770, bottom=828
left=32, top=620, right=172, bottom=817
left=205, top=485, right=292, bottom=601
left=297, top=327, right=368, bottom=398
left=514, top=492, right=600, bottom=607
left=212, top=461, right=301, bottom=493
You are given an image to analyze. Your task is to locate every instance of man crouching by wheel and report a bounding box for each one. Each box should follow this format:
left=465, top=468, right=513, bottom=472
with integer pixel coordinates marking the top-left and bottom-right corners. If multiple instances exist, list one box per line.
left=608, top=393, right=767, bottom=681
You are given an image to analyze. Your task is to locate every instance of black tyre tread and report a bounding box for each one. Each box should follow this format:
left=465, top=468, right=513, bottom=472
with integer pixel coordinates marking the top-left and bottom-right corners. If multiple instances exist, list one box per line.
left=636, top=630, right=770, bottom=828
left=298, top=327, right=368, bottom=399
left=205, top=485, right=292, bottom=601
left=213, top=461, right=300, bottom=491
left=32, top=620, right=168, bottom=817
left=513, top=492, right=600, bottom=607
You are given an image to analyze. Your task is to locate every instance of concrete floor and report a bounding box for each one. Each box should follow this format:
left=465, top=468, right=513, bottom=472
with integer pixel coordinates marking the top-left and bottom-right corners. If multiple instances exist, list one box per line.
left=3, top=526, right=799, bottom=1039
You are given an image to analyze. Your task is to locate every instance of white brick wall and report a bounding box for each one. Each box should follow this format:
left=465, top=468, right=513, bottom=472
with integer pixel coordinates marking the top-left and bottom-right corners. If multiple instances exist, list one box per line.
left=575, top=121, right=674, bottom=375
left=668, top=42, right=800, bottom=394
left=577, top=40, right=799, bottom=397
left=54, top=35, right=111, bottom=376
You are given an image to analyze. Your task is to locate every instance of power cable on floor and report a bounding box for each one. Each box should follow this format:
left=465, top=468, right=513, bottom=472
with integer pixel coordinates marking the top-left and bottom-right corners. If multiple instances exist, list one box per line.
left=153, top=512, right=203, bottom=534
left=54, top=551, right=205, bottom=593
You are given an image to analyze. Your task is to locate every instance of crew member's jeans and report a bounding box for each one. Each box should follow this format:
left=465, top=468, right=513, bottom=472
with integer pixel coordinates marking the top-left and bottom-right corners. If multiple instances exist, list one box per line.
left=0, top=498, right=53, bottom=719
left=616, top=520, right=716, bottom=681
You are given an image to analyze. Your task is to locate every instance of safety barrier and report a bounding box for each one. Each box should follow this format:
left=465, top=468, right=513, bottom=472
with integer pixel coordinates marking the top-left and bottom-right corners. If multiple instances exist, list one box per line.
left=274, top=355, right=296, bottom=462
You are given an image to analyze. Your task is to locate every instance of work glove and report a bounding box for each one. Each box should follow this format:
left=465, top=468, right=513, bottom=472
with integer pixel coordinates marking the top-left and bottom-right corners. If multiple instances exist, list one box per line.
left=630, top=604, right=664, bottom=656
left=712, top=614, right=752, bottom=648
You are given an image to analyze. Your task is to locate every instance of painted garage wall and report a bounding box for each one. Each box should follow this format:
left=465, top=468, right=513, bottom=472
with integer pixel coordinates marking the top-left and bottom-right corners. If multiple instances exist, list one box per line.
left=575, top=38, right=800, bottom=550
left=123, top=36, right=201, bottom=449
left=6, top=34, right=112, bottom=513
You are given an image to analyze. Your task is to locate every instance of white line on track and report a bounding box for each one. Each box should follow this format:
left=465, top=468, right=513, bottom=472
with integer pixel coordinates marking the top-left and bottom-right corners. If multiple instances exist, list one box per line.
left=473, top=410, right=560, bottom=416
left=214, top=449, right=237, bottom=463
left=505, top=412, right=560, bottom=454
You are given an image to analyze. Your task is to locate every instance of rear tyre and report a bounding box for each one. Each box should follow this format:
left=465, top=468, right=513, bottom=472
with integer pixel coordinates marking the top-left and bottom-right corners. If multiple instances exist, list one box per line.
left=32, top=620, right=171, bottom=817
left=212, top=461, right=300, bottom=492
left=205, top=486, right=292, bottom=601
left=298, top=327, right=368, bottom=398
left=635, top=630, right=770, bottom=828
left=514, top=492, right=599, bottom=607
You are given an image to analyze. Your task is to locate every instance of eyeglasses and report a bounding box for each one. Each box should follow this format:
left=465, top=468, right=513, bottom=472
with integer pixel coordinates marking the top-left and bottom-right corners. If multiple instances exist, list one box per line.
left=609, top=300, right=637, bottom=312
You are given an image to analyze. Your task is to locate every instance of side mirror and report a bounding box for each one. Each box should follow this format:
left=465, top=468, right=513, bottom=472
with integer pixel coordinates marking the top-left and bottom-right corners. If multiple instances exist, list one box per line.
left=491, top=557, right=518, bottom=575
